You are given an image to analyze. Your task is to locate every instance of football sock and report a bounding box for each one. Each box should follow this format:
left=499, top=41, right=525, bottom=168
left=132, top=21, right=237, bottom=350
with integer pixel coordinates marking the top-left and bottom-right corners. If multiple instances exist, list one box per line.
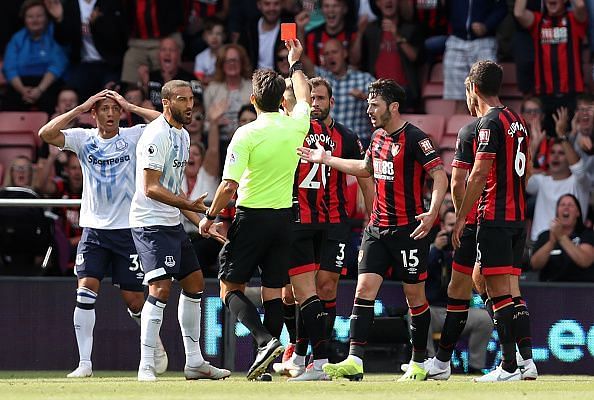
left=348, top=297, right=374, bottom=360
left=410, top=302, right=431, bottom=363
left=481, top=293, right=494, bottom=320
left=295, top=306, right=309, bottom=356
left=491, top=295, right=517, bottom=373
left=513, top=296, right=533, bottom=360
left=73, top=287, right=97, bottom=367
left=263, top=298, right=284, bottom=340
left=436, top=298, right=470, bottom=363
left=178, top=291, right=205, bottom=367
left=300, top=295, right=328, bottom=361
left=224, top=290, right=272, bottom=347
left=322, top=298, right=337, bottom=341
left=283, top=302, right=297, bottom=344
left=140, top=295, right=166, bottom=367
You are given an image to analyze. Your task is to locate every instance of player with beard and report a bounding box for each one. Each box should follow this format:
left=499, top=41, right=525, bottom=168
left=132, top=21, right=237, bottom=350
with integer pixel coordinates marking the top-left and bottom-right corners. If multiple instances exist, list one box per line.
left=39, top=89, right=169, bottom=379
left=273, top=77, right=374, bottom=380
left=299, top=78, right=448, bottom=381
left=130, top=80, right=230, bottom=382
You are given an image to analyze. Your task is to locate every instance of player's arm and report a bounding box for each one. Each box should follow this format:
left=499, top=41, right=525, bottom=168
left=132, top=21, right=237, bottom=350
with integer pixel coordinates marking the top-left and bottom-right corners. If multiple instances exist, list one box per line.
left=450, top=166, right=468, bottom=214
left=530, top=234, right=555, bottom=270
left=452, top=158, right=493, bottom=248
left=410, top=164, right=448, bottom=240
left=181, top=207, right=227, bottom=244
left=297, top=142, right=371, bottom=177
left=39, top=89, right=110, bottom=147
left=513, top=0, right=534, bottom=29
left=558, top=234, right=594, bottom=268
left=143, top=169, right=208, bottom=212
left=287, top=39, right=312, bottom=105
left=356, top=176, right=374, bottom=216
left=198, top=179, right=239, bottom=237
left=572, top=0, right=588, bottom=23
left=107, top=90, right=161, bottom=122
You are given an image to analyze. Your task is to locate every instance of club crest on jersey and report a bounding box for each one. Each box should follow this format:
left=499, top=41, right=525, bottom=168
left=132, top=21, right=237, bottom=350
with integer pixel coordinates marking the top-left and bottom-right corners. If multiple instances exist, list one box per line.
left=478, top=129, right=490, bottom=145
left=115, top=139, right=127, bottom=150
left=418, top=138, right=435, bottom=155
left=164, top=256, right=175, bottom=268
left=391, top=143, right=401, bottom=156
left=147, top=144, right=157, bottom=157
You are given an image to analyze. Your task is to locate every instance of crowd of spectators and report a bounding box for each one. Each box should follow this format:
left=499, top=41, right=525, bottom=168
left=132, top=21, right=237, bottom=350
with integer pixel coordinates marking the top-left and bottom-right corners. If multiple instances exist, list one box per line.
left=0, top=0, right=592, bottom=281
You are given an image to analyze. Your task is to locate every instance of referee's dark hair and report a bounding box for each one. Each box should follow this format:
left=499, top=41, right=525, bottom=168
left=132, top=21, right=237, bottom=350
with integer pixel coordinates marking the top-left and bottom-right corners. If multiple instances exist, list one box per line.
left=252, top=69, right=286, bottom=112
left=368, top=79, right=406, bottom=107
left=467, top=60, right=503, bottom=97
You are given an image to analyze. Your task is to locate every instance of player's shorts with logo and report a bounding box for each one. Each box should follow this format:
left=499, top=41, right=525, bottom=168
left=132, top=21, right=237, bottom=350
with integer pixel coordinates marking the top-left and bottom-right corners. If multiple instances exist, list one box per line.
left=476, top=225, right=525, bottom=276
left=452, top=224, right=478, bottom=276
left=131, top=223, right=200, bottom=284
left=219, top=207, right=293, bottom=288
left=290, top=223, right=350, bottom=276
left=358, top=224, right=429, bottom=283
left=75, top=228, right=144, bottom=291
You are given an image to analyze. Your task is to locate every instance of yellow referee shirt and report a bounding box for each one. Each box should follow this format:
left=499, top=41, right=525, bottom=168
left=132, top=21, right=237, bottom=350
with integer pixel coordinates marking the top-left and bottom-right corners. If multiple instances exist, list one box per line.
left=222, top=101, right=311, bottom=209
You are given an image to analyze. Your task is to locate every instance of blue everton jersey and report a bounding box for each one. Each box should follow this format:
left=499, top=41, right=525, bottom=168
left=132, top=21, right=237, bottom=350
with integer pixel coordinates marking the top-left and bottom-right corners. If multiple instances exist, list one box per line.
left=63, top=125, right=145, bottom=229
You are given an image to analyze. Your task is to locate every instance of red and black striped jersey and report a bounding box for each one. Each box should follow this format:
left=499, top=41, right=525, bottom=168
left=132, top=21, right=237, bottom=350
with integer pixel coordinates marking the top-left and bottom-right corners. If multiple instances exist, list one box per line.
left=452, top=119, right=479, bottom=225
left=367, top=123, right=442, bottom=228
left=475, top=107, right=529, bottom=226
left=530, top=11, right=586, bottom=95
left=414, top=0, right=449, bottom=36
left=186, top=0, right=222, bottom=19
left=305, top=27, right=357, bottom=66
left=294, top=119, right=364, bottom=224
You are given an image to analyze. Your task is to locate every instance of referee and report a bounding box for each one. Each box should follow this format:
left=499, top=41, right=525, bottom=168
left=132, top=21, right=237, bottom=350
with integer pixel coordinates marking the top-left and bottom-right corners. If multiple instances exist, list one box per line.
left=199, top=39, right=311, bottom=380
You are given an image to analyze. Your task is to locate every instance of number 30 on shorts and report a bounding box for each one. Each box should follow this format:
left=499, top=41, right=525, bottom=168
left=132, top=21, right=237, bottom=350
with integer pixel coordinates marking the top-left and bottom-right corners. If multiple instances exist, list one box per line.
left=129, top=254, right=142, bottom=272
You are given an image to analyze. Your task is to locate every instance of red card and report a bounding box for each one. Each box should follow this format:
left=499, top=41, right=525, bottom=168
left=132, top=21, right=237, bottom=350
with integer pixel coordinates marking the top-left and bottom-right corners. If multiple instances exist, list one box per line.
left=281, top=23, right=297, bottom=41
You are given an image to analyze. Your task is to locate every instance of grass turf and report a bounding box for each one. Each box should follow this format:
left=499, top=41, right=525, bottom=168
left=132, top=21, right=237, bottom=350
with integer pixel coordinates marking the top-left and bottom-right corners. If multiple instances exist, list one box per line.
left=1, top=372, right=593, bottom=400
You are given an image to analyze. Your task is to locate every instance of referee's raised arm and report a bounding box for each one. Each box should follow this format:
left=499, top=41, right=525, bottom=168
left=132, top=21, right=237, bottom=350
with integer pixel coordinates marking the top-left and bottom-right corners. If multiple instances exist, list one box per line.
left=286, top=39, right=311, bottom=106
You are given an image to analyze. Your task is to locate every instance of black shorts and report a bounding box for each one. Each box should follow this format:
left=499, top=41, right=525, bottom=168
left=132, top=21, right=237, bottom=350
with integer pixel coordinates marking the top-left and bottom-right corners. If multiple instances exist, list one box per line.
left=358, top=224, right=429, bottom=284
left=476, top=225, right=525, bottom=276
left=452, top=224, right=477, bottom=276
left=131, top=224, right=200, bottom=284
left=219, top=207, right=293, bottom=288
left=75, top=228, right=144, bottom=292
left=289, top=223, right=350, bottom=276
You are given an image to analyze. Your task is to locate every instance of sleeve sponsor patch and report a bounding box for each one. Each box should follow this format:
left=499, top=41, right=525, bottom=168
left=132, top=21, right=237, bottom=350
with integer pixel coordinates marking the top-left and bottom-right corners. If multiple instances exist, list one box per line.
left=418, top=138, right=435, bottom=155
left=147, top=144, right=158, bottom=157
left=478, top=129, right=491, bottom=145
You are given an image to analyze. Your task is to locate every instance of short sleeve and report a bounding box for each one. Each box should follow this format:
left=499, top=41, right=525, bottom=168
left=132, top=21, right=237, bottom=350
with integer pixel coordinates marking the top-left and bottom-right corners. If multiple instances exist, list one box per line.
left=138, top=132, right=167, bottom=172
left=533, top=230, right=551, bottom=253
left=411, top=128, right=442, bottom=172
left=452, top=121, right=477, bottom=169
left=475, top=118, right=500, bottom=160
left=62, top=128, right=91, bottom=154
left=222, top=128, right=250, bottom=182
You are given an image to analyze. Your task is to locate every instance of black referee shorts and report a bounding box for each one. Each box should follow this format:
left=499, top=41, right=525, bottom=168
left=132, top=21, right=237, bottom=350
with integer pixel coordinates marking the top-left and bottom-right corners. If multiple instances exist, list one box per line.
left=218, top=206, right=293, bottom=288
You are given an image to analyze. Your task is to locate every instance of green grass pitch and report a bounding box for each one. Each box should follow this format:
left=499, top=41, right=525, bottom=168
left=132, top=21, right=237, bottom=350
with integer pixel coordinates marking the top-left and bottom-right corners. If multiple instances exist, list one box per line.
left=1, top=372, right=594, bottom=400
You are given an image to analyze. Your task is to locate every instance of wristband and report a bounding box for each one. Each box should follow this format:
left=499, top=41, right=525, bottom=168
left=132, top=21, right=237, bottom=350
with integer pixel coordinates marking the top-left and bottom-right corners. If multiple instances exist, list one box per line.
left=205, top=209, right=217, bottom=220
left=289, top=61, right=304, bottom=77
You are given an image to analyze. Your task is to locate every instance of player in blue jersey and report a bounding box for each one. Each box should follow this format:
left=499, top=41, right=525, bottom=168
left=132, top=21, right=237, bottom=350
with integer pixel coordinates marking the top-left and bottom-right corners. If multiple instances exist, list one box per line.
left=39, top=89, right=167, bottom=378
left=130, top=80, right=230, bottom=382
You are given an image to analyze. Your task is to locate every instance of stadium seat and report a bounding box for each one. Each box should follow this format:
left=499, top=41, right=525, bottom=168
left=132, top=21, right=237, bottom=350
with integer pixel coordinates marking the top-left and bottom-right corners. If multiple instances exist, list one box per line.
left=500, top=62, right=518, bottom=86
left=440, top=149, right=455, bottom=174
left=77, top=112, right=96, bottom=127
left=422, top=82, right=443, bottom=98
left=440, top=114, right=477, bottom=150
left=424, top=98, right=456, bottom=118
left=0, top=131, right=38, bottom=163
left=0, top=112, right=48, bottom=146
left=401, top=114, right=445, bottom=146
left=429, top=62, right=444, bottom=83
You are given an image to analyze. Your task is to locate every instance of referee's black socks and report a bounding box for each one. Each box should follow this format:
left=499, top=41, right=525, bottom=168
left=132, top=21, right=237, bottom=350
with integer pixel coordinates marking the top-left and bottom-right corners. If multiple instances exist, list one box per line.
left=263, top=298, right=284, bottom=340
left=225, top=290, right=272, bottom=347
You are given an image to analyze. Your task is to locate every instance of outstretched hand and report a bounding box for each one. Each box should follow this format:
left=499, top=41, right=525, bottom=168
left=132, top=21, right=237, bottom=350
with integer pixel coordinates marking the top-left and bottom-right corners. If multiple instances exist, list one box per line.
left=188, top=192, right=209, bottom=213
left=297, top=142, right=329, bottom=164
left=410, top=211, right=437, bottom=240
